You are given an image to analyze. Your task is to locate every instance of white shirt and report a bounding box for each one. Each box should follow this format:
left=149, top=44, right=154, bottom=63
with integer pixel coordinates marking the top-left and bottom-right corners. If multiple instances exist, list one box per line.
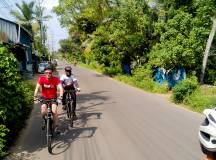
left=60, top=74, right=77, bottom=87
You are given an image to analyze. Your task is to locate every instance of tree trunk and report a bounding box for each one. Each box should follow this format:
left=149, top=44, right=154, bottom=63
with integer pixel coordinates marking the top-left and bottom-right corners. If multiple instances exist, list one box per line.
left=200, top=18, right=216, bottom=84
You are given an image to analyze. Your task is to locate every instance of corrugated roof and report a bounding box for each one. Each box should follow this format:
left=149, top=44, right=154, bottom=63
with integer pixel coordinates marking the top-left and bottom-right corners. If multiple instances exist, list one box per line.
left=0, top=17, right=33, bottom=39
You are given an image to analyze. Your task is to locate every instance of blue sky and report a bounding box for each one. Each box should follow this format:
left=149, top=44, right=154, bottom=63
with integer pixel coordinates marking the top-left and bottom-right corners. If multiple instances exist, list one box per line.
left=0, top=0, right=68, bottom=51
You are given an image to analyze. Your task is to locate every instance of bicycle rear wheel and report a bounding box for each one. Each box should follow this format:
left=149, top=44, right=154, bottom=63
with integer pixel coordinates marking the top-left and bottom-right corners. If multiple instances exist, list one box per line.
left=46, top=119, right=52, bottom=153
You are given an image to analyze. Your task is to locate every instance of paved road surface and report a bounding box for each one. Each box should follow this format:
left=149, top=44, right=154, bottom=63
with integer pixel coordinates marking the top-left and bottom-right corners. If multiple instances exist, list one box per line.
left=6, top=61, right=203, bottom=160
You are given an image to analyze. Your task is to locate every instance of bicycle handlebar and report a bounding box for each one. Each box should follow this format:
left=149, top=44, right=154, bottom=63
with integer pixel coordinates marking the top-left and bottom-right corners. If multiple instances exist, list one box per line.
left=64, top=88, right=81, bottom=93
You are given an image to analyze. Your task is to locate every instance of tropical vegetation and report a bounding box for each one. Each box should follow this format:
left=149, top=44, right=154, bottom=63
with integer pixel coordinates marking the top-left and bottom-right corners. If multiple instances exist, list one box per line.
left=10, top=0, right=51, bottom=58
left=0, top=1, right=51, bottom=157
left=54, top=0, right=216, bottom=109
left=0, top=45, right=34, bottom=158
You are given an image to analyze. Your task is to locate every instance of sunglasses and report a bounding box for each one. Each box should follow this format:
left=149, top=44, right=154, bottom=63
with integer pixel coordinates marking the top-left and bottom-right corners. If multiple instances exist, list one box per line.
left=45, top=71, right=52, bottom=75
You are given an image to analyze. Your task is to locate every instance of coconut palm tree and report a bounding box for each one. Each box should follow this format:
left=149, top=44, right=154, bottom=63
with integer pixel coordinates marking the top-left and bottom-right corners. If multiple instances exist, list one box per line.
left=34, top=5, right=52, bottom=55
left=10, top=1, right=35, bottom=33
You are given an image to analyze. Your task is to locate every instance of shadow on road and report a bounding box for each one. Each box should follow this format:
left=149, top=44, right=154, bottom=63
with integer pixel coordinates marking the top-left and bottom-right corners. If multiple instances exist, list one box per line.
left=7, top=90, right=110, bottom=159
left=50, top=91, right=110, bottom=155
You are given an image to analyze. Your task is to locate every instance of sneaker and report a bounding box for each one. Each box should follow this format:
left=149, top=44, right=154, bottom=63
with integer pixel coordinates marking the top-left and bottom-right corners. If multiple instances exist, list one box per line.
left=62, top=105, right=66, bottom=110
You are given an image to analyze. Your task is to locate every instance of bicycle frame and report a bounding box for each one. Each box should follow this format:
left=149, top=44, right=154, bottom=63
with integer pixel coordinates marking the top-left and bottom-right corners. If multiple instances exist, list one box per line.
left=65, top=90, right=75, bottom=127
left=38, top=98, right=56, bottom=153
left=43, top=99, right=54, bottom=135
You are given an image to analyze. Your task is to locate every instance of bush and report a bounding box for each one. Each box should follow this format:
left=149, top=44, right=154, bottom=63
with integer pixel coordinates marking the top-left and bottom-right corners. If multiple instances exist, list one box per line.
left=115, top=66, right=168, bottom=93
left=0, top=125, right=9, bottom=157
left=0, top=46, right=33, bottom=158
left=132, top=66, right=153, bottom=81
left=102, top=66, right=121, bottom=76
left=172, top=76, right=199, bottom=103
left=183, top=88, right=216, bottom=112
left=205, top=69, right=216, bottom=85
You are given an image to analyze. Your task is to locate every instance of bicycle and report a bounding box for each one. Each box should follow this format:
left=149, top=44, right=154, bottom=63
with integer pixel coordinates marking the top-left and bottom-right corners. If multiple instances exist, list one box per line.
left=36, top=98, right=57, bottom=153
left=65, top=89, right=78, bottom=127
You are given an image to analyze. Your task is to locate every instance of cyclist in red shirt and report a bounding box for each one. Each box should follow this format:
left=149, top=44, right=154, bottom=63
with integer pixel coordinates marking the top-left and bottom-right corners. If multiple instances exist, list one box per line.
left=34, top=66, right=63, bottom=131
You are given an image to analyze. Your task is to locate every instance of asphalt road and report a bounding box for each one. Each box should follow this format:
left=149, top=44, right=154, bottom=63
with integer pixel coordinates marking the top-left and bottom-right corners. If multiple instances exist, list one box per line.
left=6, top=61, right=203, bottom=160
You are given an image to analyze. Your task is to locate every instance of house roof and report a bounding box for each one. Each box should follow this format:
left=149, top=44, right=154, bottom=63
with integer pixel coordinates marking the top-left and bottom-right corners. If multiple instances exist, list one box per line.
left=0, top=17, right=33, bottom=41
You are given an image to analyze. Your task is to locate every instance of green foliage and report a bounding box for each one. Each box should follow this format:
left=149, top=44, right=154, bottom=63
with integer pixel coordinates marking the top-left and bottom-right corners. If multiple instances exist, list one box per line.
left=172, top=76, right=199, bottom=103
left=149, top=9, right=209, bottom=70
left=0, top=125, right=9, bottom=157
left=102, top=66, right=121, bottom=76
left=58, top=38, right=82, bottom=62
left=10, top=1, right=35, bottom=32
left=131, top=66, right=168, bottom=93
left=0, top=46, right=34, bottom=158
left=56, top=0, right=216, bottom=113
left=32, top=23, right=49, bottom=57
left=132, top=66, right=153, bottom=81
left=183, top=88, right=216, bottom=112
left=205, top=69, right=216, bottom=84
left=76, top=16, right=98, bottom=34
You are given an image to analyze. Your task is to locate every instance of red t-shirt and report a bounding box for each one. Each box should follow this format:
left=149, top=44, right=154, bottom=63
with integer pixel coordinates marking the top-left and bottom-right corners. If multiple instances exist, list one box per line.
left=38, top=76, right=60, bottom=99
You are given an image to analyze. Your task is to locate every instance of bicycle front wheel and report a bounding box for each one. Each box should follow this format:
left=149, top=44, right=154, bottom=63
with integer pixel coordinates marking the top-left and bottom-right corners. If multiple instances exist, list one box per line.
left=70, top=102, right=74, bottom=127
left=46, top=119, right=52, bottom=153
left=66, top=103, right=72, bottom=119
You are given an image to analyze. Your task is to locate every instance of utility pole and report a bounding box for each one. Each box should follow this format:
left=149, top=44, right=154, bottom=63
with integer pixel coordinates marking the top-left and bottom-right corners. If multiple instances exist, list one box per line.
left=200, top=18, right=216, bottom=84
left=51, top=31, right=54, bottom=53
left=48, top=31, right=55, bottom=60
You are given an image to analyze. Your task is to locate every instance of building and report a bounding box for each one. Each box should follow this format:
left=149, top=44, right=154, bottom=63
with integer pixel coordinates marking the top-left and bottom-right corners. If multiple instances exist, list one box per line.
left=0, top=17, right=34, bottom=75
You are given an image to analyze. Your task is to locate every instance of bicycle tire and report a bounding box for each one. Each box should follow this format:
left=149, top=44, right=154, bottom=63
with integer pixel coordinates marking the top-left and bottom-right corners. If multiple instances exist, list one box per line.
left=66, top=103, right=71, bottom=119
left=70, top=102, right=74, bottom=127
left=47, top=118, right=52, bottom=153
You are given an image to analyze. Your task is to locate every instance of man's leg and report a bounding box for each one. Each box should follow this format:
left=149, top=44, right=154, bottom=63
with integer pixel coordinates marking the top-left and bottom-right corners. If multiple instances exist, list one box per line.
left=62, top=92, right=66, bottom=110
left=41, top=104, right=47, bottom=118
left=72, top=92, right=77, bottom=120
left=52, top=103, right=58, bottom=127
left=41, top=104, right=47, bottom=130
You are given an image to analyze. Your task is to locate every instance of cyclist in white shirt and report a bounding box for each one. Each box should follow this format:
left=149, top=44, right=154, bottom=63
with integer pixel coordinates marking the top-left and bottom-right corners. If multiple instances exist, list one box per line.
left=60, top=66, right=80, bottom=119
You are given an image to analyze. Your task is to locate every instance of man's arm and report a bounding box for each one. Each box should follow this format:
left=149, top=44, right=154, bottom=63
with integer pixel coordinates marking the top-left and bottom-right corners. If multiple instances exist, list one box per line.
left=57, top=83, right=64, bottom=97
left=74, top=80, right=79, bottom=89
left=60, top=75, right=65, bottom=88
left=34, top=83, right=41, bottom=98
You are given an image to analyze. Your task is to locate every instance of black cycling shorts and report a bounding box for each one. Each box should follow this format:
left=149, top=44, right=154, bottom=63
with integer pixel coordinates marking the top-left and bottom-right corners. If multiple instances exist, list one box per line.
left=41, top=97, right=58, bottom=105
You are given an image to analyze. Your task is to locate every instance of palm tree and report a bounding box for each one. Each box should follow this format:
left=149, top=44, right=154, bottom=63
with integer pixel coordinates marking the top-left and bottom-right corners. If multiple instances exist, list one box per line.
left=34, top=5, right=52, bottom=55
left=10, top=1, right=35, bottom=33
left=35, top=5, right=52, bottom=24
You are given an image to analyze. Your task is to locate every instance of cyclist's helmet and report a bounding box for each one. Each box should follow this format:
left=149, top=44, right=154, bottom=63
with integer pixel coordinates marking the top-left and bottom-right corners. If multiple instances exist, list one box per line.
left=199, top=107, right=216, bottom=154
left=44, top=65, right=53, bottom=71
left=65, top=66, right=72, bottom=72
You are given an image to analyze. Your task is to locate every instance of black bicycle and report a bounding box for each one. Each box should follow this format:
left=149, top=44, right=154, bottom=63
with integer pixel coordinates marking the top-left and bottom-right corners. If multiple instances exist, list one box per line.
left=65, top=89, right=76, bottom=127
left=36, top=98, right=56, bottom=153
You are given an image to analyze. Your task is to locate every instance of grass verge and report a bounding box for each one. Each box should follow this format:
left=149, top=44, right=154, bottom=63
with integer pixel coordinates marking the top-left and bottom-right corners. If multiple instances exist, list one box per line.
left=79, top=62, right=216, bottom=113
